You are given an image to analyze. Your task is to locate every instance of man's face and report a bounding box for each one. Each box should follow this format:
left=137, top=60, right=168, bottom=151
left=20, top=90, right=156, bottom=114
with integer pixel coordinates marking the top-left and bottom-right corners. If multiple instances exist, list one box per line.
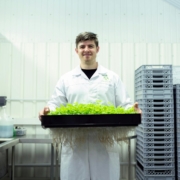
left=75, top=40, right=99, bottom=65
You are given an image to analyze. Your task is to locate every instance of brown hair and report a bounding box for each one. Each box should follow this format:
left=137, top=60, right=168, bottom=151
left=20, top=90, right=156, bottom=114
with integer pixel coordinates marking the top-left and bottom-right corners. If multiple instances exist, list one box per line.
left=75, top=32, right=99, bottom=47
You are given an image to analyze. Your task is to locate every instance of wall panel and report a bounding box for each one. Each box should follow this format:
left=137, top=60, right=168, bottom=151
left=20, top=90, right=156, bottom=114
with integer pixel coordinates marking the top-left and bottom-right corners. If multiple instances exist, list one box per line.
left=121, top=44, right=135, bottom=92
left=134, top=43, right=147, bottom=69
left=23, top=43, right=35, bottom=118
left=172, top=43, right=180, bottom=65
left=109, top=44, right=122, bottom=77
left=35, top=43, right=49, bottom=114
left=98, top=43, right=109, bottom=68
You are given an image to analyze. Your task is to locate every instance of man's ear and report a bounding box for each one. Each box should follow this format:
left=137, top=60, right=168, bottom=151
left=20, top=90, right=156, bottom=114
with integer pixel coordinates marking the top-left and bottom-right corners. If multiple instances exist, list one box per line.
left=75, top=48, right=78, bottom=53
left=96, top=46, right=100, bottom=53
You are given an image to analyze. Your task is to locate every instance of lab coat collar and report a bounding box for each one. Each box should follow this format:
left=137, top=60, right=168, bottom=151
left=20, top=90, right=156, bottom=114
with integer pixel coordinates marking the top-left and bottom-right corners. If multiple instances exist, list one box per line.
left=72, top=64, right=108, bottom=77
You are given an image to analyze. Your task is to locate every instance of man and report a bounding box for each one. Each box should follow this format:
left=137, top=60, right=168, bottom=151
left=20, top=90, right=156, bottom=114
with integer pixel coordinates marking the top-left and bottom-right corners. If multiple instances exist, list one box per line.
left=39, top=32, right=141, bottom=180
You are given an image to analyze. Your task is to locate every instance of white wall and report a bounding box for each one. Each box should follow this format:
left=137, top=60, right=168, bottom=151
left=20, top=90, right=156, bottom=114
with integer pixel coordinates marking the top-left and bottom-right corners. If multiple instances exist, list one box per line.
left=0, top=0, right=180, bottom=179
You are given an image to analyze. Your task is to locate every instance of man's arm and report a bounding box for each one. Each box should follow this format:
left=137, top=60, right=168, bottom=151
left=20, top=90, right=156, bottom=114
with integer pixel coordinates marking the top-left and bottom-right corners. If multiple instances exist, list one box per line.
left=133, top=102, right=142, bottom=114
left=38, top=78, right=67, bottom=120
left=115, top=78, right=133, bottom=108
left=39, top=106, right=50, bottom=120
left=115, top=78, right=142, bottom=114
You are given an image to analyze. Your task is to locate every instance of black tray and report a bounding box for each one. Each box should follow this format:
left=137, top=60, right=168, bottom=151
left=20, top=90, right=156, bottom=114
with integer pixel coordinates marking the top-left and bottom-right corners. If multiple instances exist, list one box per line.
left=41, top=114, right=141, bottom=128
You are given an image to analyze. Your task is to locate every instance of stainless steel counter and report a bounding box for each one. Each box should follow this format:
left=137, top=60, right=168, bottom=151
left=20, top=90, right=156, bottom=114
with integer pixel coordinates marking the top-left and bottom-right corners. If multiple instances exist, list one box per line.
left=0, top=138, right=19, bottom=180
left=0, top=135, right=59, bottom=180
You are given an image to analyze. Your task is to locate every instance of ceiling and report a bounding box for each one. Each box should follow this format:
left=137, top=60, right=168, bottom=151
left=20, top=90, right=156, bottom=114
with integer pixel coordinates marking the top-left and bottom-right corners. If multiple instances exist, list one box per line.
left=164, top=0, right=180, bottom=10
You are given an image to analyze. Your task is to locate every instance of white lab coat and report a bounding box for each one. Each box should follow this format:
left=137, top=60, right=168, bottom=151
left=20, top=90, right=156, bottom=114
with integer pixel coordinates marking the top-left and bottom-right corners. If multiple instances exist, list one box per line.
left=47, top=64, right=132, bottom=180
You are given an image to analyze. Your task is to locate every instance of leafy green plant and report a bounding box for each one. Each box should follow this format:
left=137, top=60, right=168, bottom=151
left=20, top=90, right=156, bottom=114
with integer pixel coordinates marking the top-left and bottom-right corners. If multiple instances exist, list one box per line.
left=48, top=101, right=137, bottom=115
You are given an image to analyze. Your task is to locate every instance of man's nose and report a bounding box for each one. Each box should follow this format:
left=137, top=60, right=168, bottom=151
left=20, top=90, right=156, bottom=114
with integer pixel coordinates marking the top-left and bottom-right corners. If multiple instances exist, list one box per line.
left=84, top=46, right=90, bottom=51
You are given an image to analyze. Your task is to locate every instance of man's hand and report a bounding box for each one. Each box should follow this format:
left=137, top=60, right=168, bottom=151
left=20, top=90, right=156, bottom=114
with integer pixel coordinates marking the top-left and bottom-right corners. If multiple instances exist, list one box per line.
left=39, top=106, right=50, bottom=121
left=133, top=102, right=142, bottom=114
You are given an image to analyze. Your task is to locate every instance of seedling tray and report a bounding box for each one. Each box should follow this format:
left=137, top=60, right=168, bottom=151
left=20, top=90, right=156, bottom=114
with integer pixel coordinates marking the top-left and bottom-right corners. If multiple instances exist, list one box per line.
left=41, top=114, right=141, bottom=128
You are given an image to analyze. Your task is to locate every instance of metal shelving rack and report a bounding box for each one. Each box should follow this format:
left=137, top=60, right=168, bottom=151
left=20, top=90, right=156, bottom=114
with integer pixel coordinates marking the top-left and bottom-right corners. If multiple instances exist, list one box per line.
left=173, top=84, right=180, bottom=180
left=135, top=65, right=175, bottom=180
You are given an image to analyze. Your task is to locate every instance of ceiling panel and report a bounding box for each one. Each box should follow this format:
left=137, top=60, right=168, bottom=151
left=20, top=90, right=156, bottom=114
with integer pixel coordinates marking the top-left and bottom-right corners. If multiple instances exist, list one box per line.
left=164, top=0, right=180, bottom=10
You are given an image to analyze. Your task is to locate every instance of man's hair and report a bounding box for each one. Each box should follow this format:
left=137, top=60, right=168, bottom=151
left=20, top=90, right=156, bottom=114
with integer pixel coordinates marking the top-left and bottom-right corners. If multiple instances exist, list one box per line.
left=75, top=32, right=99, bottom=47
